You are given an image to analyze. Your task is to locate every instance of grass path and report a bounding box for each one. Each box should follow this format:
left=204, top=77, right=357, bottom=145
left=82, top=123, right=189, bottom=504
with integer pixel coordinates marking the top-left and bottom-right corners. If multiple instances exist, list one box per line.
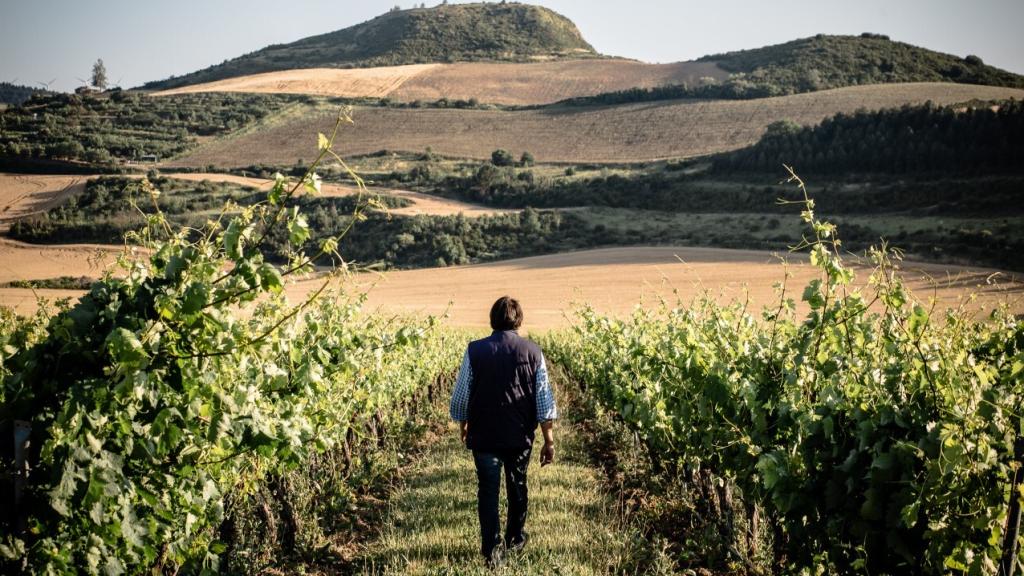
left=354, top=394, right=646, bottom=575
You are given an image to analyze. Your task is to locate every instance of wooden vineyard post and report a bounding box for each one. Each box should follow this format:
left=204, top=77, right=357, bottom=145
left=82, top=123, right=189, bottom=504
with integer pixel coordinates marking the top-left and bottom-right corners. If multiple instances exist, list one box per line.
left=1001, top=435, right=1023, bottom=576
left=13, top=420, right=31, bottom=533
left=374, top=410, right=386, bottom=448
left=370, top=412, right=378, bottom=446
left=342, top=426, right=354, bottom=472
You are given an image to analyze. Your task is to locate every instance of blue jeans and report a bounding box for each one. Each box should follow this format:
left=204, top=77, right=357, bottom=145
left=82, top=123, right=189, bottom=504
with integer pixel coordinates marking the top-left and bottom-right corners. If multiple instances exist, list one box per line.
left=472, top=446, right=531, bottom=557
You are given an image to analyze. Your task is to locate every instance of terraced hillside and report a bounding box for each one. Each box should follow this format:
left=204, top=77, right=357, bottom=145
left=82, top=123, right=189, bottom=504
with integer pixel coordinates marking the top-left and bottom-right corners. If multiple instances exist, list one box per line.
left=153, top=59, right=729, bottom=106
left=171, top=83, right=1024, bottom=166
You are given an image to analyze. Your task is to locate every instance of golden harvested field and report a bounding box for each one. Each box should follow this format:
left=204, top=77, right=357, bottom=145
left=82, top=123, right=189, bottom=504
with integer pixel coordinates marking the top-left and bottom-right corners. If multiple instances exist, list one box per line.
left=172, top=83, right=1024, bottom=167
left=4, top=246, right=1021, bottom=327
left=321, top=247, right=1021, bottom=330
left=164, top=172, right=511, bottom=217
left=0, top=173, right=92, bottom=229
left=152, top=64, right=442, bottom=99
left=151, top=59, right=728, bottom=106
left=0, top=238, right=126, bottom=284
left=0, top=237, right=128, bottom=314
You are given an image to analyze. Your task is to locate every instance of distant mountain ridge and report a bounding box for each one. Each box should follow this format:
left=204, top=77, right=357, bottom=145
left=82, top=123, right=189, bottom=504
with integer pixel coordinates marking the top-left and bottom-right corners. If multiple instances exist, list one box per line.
left=143, top=2, right=596, bottom=90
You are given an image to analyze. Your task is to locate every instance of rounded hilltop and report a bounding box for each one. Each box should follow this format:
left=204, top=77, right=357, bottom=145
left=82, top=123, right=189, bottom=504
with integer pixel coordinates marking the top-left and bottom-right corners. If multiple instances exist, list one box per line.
left=144, top=2, right=598, bottom=90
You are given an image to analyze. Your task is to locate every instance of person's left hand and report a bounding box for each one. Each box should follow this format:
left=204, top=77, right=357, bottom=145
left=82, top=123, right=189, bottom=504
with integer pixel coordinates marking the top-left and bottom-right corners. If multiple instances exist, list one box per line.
left=459, top=421, right=468, bottom=446
left=540, top=441, right=555, bottom=466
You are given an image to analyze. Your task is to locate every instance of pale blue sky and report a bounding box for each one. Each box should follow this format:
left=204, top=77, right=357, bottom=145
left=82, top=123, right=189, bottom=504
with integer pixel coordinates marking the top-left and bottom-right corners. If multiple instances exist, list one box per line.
left=2, top=0, right=1022, bottom=92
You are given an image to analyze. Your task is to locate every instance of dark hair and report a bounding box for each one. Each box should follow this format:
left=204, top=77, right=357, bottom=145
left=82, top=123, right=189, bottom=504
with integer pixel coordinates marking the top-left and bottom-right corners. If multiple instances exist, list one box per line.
left=490, top=296, right=523, bottom=331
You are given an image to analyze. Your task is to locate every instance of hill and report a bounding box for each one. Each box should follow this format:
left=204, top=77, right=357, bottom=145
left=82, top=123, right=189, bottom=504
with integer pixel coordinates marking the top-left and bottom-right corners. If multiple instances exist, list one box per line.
left=698, top=33, right=1024, bottom=95
left=556, top=34, right=1024, bottom=105
left=143, top=2, right=596, bottom=90
left=169, top=83, right=1024, bottom=166
left=145, top=17, right=1024, bottom=104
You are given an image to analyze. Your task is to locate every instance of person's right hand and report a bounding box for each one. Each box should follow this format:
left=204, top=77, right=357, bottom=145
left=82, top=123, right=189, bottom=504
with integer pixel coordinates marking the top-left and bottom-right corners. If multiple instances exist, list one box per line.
left=540, top=441, right=554, bottom=466
left=459, top=421, right=468, bottom=446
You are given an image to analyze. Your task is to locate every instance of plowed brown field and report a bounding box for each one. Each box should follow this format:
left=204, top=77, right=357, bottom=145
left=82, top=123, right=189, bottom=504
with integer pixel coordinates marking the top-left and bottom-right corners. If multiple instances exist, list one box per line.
left=151, top=60, right=728, bottom=106
left=390, top=60, right=727, bottom=105
left=171, top=83, right=1024, bottom=167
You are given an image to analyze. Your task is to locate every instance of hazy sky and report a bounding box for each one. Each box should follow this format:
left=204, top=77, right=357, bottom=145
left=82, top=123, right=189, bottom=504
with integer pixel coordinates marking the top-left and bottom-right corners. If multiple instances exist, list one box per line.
left=3, top=0, right=1023, bottom=92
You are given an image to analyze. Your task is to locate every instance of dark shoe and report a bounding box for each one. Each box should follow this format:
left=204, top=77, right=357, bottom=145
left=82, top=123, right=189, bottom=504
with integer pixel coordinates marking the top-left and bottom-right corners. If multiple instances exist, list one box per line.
left=505, top=530, right=529, bottom=553
left=485, top=544, right=505, bottom=569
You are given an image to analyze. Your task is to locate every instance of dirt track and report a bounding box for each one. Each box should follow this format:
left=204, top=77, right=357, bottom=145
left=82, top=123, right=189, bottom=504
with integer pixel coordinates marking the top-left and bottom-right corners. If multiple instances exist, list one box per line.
left=151, top=60, right=728, bottom=106
left=172, top=83, right=1024, bottom=166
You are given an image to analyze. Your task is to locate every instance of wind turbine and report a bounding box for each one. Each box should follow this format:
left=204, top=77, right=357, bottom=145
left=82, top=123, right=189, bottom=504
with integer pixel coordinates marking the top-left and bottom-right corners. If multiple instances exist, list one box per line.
left=37, top=78, right=57, bottom=90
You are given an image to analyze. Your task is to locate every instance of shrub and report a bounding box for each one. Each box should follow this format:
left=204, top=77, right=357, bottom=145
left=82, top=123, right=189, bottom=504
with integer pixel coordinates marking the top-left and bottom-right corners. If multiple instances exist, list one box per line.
left=491, top=148, right=515, bottom=167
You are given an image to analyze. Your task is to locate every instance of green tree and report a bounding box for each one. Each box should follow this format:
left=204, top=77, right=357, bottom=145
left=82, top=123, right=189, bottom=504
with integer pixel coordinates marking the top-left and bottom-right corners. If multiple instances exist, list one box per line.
left=91, top=59, right=107, bottom=89
left=491, top=149, right=514, bottom=167
left=519, top=151, right=535, bottom=167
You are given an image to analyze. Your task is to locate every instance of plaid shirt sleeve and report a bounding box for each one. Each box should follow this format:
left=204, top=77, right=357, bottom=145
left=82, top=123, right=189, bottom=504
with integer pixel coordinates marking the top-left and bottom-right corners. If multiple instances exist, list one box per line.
left=536, top=353, right=558, bottom=423
left=449, top=350, right=472, bottom=422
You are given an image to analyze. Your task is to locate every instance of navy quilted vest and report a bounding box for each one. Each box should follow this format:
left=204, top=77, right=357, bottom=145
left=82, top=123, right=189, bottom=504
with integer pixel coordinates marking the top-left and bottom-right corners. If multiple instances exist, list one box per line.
left=465, top=330, right=543, bottom=451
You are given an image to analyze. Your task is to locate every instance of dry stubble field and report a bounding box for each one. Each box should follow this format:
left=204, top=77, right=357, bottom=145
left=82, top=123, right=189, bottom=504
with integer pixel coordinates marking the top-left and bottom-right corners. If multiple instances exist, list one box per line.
left=171, top=83, right=1024, bottom=167
left=3, top=245, right=1021, bottom=327
left=0, top=173, right=92, bottom=229
left=324, top=247, right=1024, bottom=330
left=152, top=59, right=728, bottom=106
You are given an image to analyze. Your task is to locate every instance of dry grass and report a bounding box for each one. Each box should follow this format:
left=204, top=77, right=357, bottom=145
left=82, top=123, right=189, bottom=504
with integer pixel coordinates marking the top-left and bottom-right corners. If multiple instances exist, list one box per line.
left=354, top=420, right=647, bottom=575
left=0, top=173, right=94, bottom=230
left=151, top=59, right=728, bottom=106
left=4, top=245, right=1021, bottom=326
left=172, top=83, right=1024, bottom=167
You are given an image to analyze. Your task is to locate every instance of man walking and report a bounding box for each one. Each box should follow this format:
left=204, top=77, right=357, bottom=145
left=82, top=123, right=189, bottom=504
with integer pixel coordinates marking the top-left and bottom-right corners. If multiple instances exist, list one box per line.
left=449, top=296, right=558, bottom=568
